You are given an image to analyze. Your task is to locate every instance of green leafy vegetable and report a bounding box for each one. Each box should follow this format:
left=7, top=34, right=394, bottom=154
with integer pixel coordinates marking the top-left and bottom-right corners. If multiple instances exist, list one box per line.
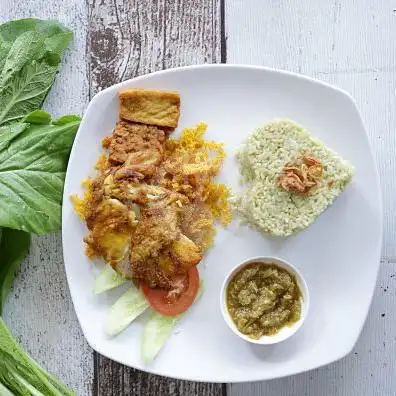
left=0, top=19, right=72, bottom=126
left=141, top=282, right=204, bottom=363
left=0, top=17, right=77, bottom=395
left=93, top=265, right=127, bottom=294
left=0, top=382, right=15, bottom=396
left=23, top=109, right=51, bottom=124
left=0, top=19, right=71, bottom=43
left=0, top=318, right=73, bottom=395
left=106, top=286, right=149, bottom=337
left=0, top=229, right=30, bottom=314
left=0, top=111, right=80, bottom=233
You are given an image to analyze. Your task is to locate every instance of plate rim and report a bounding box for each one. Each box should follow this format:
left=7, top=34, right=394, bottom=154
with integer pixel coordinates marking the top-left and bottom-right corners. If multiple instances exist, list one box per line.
left=62, top=63, right=383, bottom=383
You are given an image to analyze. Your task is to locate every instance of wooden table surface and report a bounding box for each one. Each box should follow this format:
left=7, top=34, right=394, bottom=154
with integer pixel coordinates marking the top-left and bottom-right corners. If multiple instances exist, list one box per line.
left=2, top=1, right=395, bottom=395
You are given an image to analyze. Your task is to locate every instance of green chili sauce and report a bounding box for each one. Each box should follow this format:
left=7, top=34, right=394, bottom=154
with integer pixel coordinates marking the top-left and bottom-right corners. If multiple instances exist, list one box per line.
left=226, top=262, right=302, bottom=339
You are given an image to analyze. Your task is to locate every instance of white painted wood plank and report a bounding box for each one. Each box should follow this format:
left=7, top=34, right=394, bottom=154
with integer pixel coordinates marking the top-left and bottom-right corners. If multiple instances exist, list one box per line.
left=226, top=0, right=396, bottom=256
left=0, top=1, right=93, bottom=394
left=226, top=1, right=396, bottom=395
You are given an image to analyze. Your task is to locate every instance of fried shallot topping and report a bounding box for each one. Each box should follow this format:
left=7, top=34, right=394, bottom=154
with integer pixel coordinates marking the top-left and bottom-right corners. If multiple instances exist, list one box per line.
left=278, top=155, right=323, bottom=195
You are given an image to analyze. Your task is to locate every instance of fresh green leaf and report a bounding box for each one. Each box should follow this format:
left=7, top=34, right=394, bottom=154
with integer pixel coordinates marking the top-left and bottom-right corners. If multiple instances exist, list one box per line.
left=93, top=265, right=126, bottom=294
left=0, top=113, right=80, bottom=233
left=23, top=109, right=51, bottom=124
left=0, top=19, right=70, bottom=44
left=0, top=57, right=58, bottom=126
left=0, top=122, right=28, bottom=151
left=53, top=115, right=82, bottom=126
left=106, top=286, right=149, bottom=337
left=0, top=318, right=74, bottom=395
left=44, top=32, right=73, bottom=60
left=0, top=40, right=11, bottom=72
left=0, top=228, right=30, bottom=314
left=141, top=282, right=204, bottom=363
left=0, top=19, right=73, bottom=126
left=0, top=31, right=46, bottom=88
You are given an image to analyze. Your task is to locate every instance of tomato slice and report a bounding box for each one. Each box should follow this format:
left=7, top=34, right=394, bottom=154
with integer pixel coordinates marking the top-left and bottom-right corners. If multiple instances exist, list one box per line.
left=141, top=267, right=200, bottom=316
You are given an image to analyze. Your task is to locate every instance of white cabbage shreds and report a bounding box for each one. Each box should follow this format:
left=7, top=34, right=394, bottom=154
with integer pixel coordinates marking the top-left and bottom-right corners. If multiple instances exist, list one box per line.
left=234, top=120, right=354, bottom=237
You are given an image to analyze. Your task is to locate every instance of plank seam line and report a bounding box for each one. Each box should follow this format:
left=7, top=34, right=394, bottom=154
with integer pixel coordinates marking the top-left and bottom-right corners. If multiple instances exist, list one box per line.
left=162, top=0, right=167, bottom=70
left=93, top=351, right=99, bottom=396
left=220, top=0, right=227, bottom=63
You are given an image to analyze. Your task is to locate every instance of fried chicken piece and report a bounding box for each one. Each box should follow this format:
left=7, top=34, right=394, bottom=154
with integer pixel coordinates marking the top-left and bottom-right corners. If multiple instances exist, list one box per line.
left=180, top=202, right=215, bottom=251
left=130, top=202, right=180, bottom=288
left=103, top=179, right=187, bottom=209
left=130, top=195, right=203, bottom=288
left=84, top=199, right=137, bottom=270
left=107, top=121, right=167, bottom=165
left=131, top=203, right=179, bottom=263
left=119, top=89, right=180, bottom=128
left=169, top=234, right=202, bottom=269
left=114, top=149, right=162, bottom=180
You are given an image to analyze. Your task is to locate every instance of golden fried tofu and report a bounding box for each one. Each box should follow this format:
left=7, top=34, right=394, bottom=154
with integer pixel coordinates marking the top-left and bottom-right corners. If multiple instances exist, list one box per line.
left=119, top=89, right=180, bottom=128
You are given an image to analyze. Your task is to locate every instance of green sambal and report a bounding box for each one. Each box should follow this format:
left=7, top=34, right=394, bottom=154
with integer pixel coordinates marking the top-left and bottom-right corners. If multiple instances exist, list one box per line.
left=226, top=262, right=302, bottom=339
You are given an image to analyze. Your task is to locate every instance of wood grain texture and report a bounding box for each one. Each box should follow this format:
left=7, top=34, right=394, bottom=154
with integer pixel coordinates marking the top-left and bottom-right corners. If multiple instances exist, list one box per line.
left=226, top=1, right=396, bottom=395
left=87, top=0, right=222, bottom=94
left=0, top=1, right=93, bottom=395
left=87, top=1, right=224, bottom=394
left=95, top=356, right=225, bottom=396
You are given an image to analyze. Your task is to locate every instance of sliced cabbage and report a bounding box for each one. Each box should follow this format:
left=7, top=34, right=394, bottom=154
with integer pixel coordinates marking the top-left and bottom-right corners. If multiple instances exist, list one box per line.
left=141, top=281, right=204, bottom=363
left=93, top=264, right=126, bottom=294
left=106, top=286, right=149, bottom=336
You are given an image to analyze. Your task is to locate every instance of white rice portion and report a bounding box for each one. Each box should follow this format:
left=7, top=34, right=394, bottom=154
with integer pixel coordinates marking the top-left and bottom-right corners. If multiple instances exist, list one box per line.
left=235, top=120, right=354, bottom=237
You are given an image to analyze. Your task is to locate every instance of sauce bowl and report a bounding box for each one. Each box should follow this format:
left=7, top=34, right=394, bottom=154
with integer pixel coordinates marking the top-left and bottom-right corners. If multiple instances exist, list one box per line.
left=220, top=256, right=310, bottom=345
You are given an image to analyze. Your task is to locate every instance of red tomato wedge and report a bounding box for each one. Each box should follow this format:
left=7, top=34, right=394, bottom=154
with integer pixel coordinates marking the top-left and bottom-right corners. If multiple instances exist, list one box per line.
left=141, top=267, right=200, bottom=316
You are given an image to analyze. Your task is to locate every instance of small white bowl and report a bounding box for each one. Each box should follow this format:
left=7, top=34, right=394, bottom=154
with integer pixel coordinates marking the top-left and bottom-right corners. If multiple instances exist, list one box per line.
left=220, top=256, right=310, bottom=345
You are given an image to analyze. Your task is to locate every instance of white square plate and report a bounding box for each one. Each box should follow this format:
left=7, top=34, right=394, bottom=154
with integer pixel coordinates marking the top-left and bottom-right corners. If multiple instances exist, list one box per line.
left=62, top=65, right=382, bottom=382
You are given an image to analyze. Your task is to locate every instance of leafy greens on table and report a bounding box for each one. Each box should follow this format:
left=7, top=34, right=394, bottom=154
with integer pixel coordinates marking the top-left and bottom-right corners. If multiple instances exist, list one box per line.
left=0, top=229, right=30, bottom=314
left=0, top=18, right=79, bottom=395
left=0, top=19, right=72, bottom=126
left=0, top=110, right=80, bottom=234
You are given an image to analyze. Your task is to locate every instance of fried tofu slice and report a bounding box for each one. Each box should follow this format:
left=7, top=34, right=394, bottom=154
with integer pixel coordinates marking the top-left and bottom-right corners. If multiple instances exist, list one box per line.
left=119, top=89, right=180, bottom=128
